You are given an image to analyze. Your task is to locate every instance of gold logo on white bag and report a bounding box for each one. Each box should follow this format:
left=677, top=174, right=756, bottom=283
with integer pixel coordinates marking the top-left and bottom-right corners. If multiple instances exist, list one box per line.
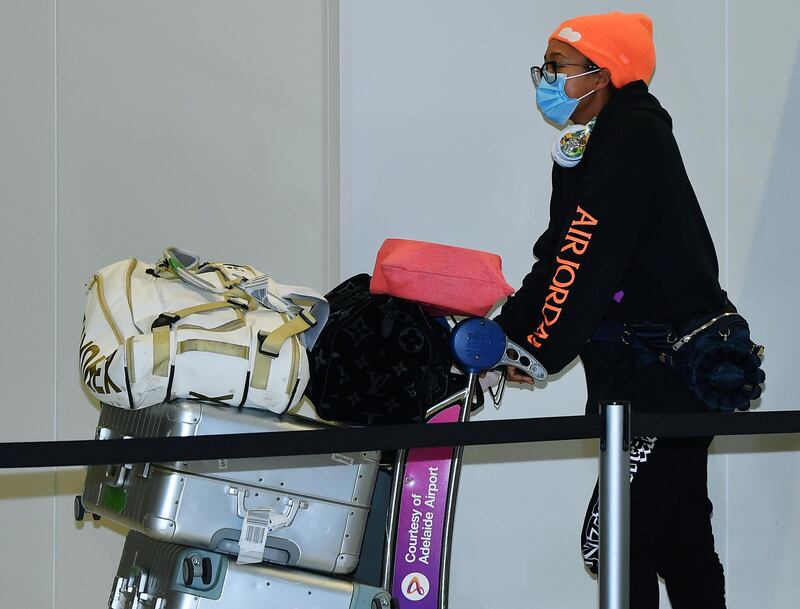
left=79, top=331, right=122, bottom=395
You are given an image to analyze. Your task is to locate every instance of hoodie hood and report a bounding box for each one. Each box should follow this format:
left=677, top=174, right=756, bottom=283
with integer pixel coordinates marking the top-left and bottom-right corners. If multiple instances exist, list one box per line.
left=592, top=80, right=672, bottom=133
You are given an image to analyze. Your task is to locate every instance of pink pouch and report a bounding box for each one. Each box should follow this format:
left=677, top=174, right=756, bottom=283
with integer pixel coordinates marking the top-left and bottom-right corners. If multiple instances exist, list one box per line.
left=369, top=238, right=515, bottom=317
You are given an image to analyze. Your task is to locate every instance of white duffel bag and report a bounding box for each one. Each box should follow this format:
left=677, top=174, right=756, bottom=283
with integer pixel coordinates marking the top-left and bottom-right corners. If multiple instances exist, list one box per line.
left=79, top=247, right=328, bottom=413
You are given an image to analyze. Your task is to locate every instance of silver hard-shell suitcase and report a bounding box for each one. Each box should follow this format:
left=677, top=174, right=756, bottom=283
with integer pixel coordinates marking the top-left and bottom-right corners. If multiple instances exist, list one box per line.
left=79, top=400, right=380, bottom=575
left=109, top=530, right=394, bottom=609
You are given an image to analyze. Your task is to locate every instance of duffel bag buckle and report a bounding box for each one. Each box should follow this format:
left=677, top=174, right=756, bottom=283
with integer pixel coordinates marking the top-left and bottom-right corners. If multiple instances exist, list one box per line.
left=151, top=312, right=179, bottom=330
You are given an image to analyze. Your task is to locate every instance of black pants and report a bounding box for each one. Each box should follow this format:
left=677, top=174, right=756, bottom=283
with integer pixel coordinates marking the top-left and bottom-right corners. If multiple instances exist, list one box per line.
left=582, top=436, right=726, bottom=608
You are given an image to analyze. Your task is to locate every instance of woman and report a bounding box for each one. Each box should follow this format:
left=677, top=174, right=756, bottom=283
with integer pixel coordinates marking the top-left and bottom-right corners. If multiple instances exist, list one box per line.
left=496, top=12, right=727, bottom=608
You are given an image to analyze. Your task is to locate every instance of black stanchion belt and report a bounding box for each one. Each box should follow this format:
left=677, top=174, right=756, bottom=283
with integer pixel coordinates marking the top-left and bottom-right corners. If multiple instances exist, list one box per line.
left=2, top=411, right=800, bottom=469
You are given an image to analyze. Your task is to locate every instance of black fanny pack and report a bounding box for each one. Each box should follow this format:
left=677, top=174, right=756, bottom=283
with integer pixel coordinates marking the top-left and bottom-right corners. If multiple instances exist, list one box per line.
left=593, top=307, right=766, bottom=412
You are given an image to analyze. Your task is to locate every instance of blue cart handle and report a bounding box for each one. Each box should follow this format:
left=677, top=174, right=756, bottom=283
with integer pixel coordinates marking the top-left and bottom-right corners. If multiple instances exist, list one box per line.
left=449, top=317, right=548, bottom=382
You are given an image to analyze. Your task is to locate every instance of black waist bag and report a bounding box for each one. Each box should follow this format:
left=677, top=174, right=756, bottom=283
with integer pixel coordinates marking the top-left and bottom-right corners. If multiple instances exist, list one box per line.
left=306, top=274, right=462, bottom=425
left=668, top=310, right=765, bottom=412
left=594, top=307, right=766, bottom=412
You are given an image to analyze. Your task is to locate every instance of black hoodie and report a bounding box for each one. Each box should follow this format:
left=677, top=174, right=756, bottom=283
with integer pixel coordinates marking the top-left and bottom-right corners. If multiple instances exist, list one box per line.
left=496, top=81, right=727, bottom=414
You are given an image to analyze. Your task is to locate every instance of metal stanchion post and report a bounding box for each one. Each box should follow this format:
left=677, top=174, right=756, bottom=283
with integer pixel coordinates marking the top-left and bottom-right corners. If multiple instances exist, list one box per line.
left=599, top=402, right=631, bottom=609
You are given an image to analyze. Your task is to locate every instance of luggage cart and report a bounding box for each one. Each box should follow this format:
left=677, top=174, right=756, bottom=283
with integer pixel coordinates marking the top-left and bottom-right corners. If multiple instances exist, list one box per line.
left=382, top=317, right=547, bottom=609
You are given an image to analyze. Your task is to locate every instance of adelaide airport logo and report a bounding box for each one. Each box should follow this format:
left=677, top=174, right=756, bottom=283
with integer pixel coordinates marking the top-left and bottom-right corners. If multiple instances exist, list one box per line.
left=401, top=572, right=430, bottom=601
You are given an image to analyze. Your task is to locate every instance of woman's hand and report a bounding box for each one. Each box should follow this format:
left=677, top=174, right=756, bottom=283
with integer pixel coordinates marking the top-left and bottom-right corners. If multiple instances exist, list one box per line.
left=505, top=365, right=535, bottom=385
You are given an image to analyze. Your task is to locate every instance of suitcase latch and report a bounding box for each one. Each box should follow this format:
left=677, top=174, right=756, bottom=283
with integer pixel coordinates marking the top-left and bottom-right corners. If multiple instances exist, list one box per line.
left=226, top=486, right=306, bottom=528
left=268, top=498, right=307, bottom=532
left=105, top=463, right=133, bottom=488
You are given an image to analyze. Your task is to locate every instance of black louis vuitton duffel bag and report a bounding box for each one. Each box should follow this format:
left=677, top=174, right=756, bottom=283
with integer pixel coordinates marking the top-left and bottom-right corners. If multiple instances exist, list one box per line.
left=305, top=274, right=465, bottom=425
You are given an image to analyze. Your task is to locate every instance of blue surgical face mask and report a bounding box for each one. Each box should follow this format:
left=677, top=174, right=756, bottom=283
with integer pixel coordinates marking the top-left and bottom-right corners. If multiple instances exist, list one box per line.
left=535, top=69, right=599, bottom=126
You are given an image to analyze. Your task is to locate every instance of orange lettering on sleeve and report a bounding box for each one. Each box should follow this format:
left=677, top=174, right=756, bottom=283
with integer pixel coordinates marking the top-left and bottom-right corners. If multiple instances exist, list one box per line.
left=573, top=205, right=598, bottom=226
left=525, top=203, right=599, bottom=351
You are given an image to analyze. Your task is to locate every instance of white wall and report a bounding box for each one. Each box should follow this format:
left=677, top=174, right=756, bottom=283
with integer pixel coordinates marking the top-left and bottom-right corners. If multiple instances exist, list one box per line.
left=342, top=1, right=797, bottom=607
left=0, top=3, right=56, bottom=607
left=725, top=3, right=800, bottom=607
left=0, top=1, right=339, bottom=607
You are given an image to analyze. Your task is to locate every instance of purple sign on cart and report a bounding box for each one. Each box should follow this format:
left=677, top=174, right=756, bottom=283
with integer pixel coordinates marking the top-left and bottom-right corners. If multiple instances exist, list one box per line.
left=391, top=404, right=460, bottom=608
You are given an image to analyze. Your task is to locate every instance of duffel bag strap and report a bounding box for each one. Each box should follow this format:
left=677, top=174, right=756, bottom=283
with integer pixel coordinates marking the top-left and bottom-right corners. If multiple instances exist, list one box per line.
left=88, top=274, right=125, bottom=346
left=155, top=250, right=275, bottom=312
left=250, top=312, right=315, bottom=392
left=154, top=249, right=325, bottom=349
left=258, top=311, right=317, bottom=358
left=150, top=299, right=250, bottom=330
left=152, top=326, right=172, bottom=378
left=155, top=248, right=244, bottom=296
left=239, top=274, right=301, bottom=314
left=241, top=276, right=329, bottom=350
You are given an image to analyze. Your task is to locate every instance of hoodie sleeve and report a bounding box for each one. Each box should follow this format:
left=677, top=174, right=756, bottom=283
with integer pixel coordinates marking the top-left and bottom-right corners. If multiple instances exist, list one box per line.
left=503, top=119, right=659, bottom=374
left=494, top=165, right=562, bottom=346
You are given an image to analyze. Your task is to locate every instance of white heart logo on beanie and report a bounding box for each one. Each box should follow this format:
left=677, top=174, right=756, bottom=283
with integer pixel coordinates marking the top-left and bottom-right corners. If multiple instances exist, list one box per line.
left=558, top=27, right=582, bottom=43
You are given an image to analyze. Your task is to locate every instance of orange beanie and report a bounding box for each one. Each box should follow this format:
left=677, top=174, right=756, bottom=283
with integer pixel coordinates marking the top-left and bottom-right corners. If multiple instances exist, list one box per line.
left=550, top=12, right=656, bottom=88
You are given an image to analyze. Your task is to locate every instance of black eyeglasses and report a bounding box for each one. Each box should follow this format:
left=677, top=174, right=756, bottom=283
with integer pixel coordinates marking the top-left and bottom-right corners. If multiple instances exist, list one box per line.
left=530, top=60, right=598, bottom=87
